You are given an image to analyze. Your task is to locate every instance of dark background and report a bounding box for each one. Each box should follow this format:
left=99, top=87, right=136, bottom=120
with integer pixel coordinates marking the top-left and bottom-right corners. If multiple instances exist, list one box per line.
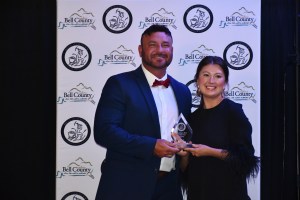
left=4, top=0, right=299, bottom=199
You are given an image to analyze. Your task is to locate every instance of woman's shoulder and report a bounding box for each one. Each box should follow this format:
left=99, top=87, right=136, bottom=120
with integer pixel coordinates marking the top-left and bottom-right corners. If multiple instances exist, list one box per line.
left=222, top=99, right=249, bottom=122
left=223, top=98, right=242, bottom=108
left=221, top=99, right=245, bottom=116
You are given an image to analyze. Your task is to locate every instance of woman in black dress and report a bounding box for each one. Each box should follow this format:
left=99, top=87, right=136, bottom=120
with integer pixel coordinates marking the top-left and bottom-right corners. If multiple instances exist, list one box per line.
left=177, top=56, right=260, bottom=200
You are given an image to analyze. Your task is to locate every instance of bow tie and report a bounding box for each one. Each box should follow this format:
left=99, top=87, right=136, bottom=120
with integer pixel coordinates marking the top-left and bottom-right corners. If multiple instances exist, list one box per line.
left=152, top=78, right=170, bottom=88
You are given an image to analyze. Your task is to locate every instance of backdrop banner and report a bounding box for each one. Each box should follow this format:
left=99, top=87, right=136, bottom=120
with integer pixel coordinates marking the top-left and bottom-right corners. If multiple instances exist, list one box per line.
left=56, top=0, right=261, bottom=199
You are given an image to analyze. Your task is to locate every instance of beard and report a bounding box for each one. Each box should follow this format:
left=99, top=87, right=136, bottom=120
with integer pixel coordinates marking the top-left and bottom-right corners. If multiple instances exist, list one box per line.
left=141, top=50, right=173, bottom=69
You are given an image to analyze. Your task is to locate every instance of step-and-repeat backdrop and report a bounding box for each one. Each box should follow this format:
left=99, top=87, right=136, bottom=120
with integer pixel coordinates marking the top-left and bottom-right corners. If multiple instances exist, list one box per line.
left=56, top=0, right=261, bottom=199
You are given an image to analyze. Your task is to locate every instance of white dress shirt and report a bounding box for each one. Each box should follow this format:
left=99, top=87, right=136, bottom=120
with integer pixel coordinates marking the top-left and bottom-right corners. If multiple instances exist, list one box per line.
left=142, top=65, right=179, bottom=172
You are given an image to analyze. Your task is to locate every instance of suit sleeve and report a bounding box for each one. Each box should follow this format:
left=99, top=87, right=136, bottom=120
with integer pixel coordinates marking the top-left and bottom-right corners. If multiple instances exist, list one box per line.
left=94, top=75, right=157, bottom=160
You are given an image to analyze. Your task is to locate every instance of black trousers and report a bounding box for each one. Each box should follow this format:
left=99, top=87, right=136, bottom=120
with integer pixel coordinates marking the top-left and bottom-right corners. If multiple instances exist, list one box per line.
left=151, top=170, right=183, bottom=200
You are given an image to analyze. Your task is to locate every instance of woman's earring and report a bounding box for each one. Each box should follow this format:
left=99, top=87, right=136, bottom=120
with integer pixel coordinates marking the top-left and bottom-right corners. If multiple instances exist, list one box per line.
left=222, top=88, right=225, bottom=97
left=197, top=85, right=202, bottom=96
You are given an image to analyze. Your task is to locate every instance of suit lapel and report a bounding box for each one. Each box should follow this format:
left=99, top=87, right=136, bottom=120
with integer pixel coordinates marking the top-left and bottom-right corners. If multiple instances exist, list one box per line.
left=133, top=67, right=161, bottom=138
left=168, top=76, right=183, bottom=115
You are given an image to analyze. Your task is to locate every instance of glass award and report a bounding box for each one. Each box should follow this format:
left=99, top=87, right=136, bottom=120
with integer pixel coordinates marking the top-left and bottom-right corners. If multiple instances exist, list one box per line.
left=171, top=113, right=193, bottom=148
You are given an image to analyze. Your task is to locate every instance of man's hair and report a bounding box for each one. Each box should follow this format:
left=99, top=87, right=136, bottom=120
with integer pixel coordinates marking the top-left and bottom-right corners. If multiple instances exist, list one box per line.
left=140, top=24, right=172, bottom=45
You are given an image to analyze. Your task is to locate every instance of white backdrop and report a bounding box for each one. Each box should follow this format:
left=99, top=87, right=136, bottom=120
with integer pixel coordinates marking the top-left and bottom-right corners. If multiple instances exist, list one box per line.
left=56, top=0, right=261, bottom=199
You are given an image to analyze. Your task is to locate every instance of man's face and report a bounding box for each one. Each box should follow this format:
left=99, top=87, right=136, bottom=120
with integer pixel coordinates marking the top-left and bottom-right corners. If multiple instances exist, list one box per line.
left=138, top=32, right=173, bottom=70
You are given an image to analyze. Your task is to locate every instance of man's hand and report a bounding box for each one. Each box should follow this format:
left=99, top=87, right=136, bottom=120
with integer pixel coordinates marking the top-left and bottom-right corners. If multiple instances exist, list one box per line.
left=154, top=139, right=180, bottom=158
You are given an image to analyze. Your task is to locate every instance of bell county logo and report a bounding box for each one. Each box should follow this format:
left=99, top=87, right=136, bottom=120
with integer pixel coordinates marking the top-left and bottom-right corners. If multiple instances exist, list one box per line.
left=61, top=191, right=88, bottom=200
left=138, top=8, right=177, bottom=29
left=225, top=82, right=256, bottom=103
left=219, top=7, right=257, bottom=29
left=178, top=44, right=215, bottom=66
left=58, top=8, right=96, bottom=30
left=61, top=117, right=91, bottom=146
left=57, top=83, right=95, bottom=104
left=56, top=157, right=94, bottom=179
left=98, top=45, right=136, bottom=67
left=61, top=42, right=92, bottom=71
left=183, top=4, right=213, bottom=33
left=223, top=41, right=253, bottom=70
left=103, top=5, right=132, bottom=33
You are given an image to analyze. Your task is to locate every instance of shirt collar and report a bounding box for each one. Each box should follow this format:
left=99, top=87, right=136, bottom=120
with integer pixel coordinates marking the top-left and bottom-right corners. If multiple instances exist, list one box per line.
left=141, top=65, right=168, bottom=87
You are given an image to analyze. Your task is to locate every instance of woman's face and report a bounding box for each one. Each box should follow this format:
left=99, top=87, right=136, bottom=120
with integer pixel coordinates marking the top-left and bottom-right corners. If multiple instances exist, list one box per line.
left=197, top=64, right=226, bottom=99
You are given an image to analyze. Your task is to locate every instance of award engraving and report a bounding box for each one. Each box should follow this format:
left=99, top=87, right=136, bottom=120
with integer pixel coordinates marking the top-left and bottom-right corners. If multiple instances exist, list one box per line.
left=171, top=113, right=193, bottom=148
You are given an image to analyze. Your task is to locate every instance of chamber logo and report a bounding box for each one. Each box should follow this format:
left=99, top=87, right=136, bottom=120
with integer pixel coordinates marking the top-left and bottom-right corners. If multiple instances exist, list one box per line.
left=61, top=191, right=88, bottom=200
left=219, top=7, right=257, bottom=29
left=62, top=42, right=92, bottom=71
left=57, top=83, right=95, bottom=104
left=183, top=4, right=213, bottom=33
left=98, top=45, right=136, bottom=67
left=103, top=5, right=132, bottom=33
left=225, top=82, right=256, bottom=103
left=61, top=117, right=91, bottom=146
left=223, top=41, right=253, bottom=70
left=58, top=8, right=96, bottom=30
left=138, top=8, right=177, bottom=29
left=178, top=44, right=215, bottom=66
left=186, top=80, right=200, bottom=108
left=56, top=157, right=94, bottom=179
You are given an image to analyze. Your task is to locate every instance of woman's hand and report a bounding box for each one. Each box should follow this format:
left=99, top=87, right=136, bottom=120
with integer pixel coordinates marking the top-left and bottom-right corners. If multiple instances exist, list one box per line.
left=185, top=144, right=228, bottom=159
left=184, top=144, right=210, bottom=157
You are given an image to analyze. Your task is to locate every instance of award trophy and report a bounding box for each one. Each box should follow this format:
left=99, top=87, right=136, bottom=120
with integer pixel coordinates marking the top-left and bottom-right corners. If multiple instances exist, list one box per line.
left=171, top=113, right=193, bottom=148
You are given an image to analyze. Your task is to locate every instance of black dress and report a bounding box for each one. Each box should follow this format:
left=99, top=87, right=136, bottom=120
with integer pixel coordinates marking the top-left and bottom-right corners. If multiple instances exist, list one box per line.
left=186, top=98, right=259, bottom=200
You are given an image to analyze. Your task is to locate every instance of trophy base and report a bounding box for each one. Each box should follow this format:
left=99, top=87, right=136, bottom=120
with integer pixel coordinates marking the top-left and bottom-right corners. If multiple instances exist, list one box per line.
left=175, top=143, right=193, bottom=149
